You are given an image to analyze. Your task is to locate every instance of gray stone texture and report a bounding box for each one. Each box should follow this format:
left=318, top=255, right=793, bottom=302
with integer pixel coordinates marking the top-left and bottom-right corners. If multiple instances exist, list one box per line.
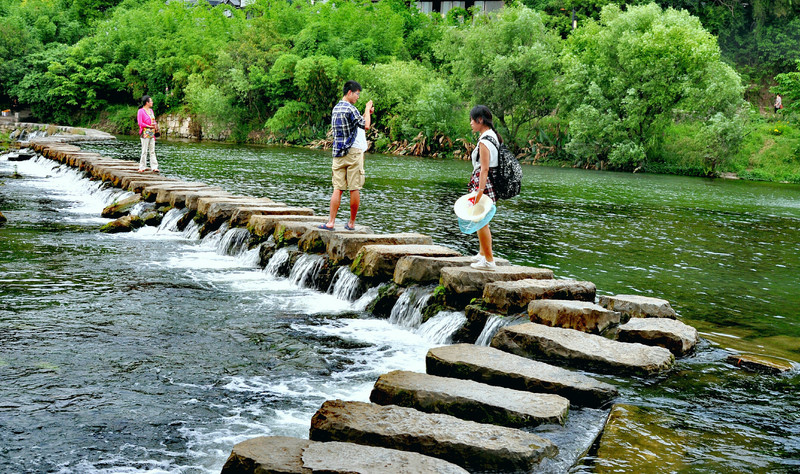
left=248, top=215, right=324, bottom=238
left=598, top=294, right=677, bottom=319
left=370, top=370, right=569, bottom=427
left=352, top=244, right=461, bottom=280
left=101, top=194, right=141, bottom=218
left=309, top=400, right=557, bottom=472
left=484, top=279, right=596, bottom=314
left=301, top=441, right=469, bottom=474
left=491, top=323, right=675, bottom=376
left=325, top=233, right=433, bottom=264
left=617, top=317, right=699, bottom=356
left=426, top=344, right=617, bottom=407
left=392, top=255, right=511, bottom=286
left=528, top=299, right=620, bottom=334
left=221, top=436, right=309, bottom=474
left=441, top=266, right=554, bottom=306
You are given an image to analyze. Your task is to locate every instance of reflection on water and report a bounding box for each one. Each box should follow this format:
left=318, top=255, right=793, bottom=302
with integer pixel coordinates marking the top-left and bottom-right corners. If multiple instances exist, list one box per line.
left=1, top=143, right=799, bottom=472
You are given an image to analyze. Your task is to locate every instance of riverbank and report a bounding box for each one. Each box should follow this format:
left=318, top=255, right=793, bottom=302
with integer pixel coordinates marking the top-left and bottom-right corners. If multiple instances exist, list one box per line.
left=3, top=124, right=796, bottom=472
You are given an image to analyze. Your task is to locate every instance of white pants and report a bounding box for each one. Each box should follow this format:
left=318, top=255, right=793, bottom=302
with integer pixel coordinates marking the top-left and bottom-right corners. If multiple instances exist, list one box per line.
left=139, top=137, right=158, bottom=170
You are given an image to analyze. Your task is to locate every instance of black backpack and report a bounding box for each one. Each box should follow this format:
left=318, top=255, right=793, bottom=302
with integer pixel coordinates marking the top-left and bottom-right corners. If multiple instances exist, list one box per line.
left=481, top=134, right=522, bottom=200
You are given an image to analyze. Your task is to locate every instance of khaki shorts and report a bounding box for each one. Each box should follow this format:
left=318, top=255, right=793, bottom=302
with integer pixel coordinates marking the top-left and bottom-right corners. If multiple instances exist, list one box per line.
left=332, top=147, right=365, bottom=191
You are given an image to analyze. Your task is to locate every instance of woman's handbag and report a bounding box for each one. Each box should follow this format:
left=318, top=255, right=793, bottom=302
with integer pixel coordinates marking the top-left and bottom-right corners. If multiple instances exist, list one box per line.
left=154, top=122, right=161, bottom=138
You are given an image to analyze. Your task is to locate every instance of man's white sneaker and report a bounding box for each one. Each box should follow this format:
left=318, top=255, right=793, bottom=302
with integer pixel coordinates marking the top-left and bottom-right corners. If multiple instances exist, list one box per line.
left=470, top=253, right=483, bottom=262
left=470, top=258, right=496, bottom=271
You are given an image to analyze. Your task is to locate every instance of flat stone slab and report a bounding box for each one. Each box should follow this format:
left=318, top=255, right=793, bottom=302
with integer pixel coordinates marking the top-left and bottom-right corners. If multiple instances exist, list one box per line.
left=248, top=214, right=323, bottom=237
left=282, top=222, right=372, bottom=250
left=309, top=400, right=557, bottom=472
left=170, top=189, right=230, bottom=209
left=491, top=323, right=675, bottom=376
left=441, top=266, right=554, bottom=305
left=325, top=233, right=433, bottom=264
left=352, top=244, right=461, bottom=280
left=370, top=370, right=569, bottom=427
left=184, top=190, right=234, bottom=210
left=598, top=294, right=677, bottom=319
left=196, top=196, right=276, bottom=216
left=207, top=203, right=309, bottom=227
left=229, top=205, right=297, bottom=227
left=125, top=178, right=181, bottom=193
left=484, top=279, right=596, bottom=314
left=221, top=436, right=468, bottom=474
left=155, top=186, right=222, bottom=204
left=618, top=317, right=698, bottom=356
left=393, top=255, right=511, bottom=286
left=725, top=353, right=794, bottom=374
left=426, top=344, right=617, bottom=407
left=528, top=299, right=620, bottom=334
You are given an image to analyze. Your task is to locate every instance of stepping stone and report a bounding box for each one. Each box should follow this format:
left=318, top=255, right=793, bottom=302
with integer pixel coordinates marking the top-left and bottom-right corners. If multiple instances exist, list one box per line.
left=196, top=196, right=276, bottom=216
left=206, top=203, right=308, bottom=227
left=325, top=233, right=433, bottom=264
left=170, top=189, right=230, bottom=209
left=101, top=194, right=141, bottom=218
left=280, top=222, right=372, bottom=250
left=229, top=206, right=303, bottom=227
left=184, top=190, right=234, bottom=211
left=484, top=279, right=596, bottom=314
left=370, top=370, right=569, bottom=427
left=440, top=266, right=553, bottom=307
left=528, top=300, right=620, bottom=334
left=617, top=317, right=699, bottom=356
left=247, top=214, right=323, bottom=238
left=154, top=186, right=222, bottom=205
left=725, top=353, right=794, bottom=374
left=221, top=436, right=468, bottom=474
left=309, top=400, right=556, bottom=472
left=426, top=344, right=617, bottom=407
left=140, top=182, right=209, bottom=200
left=127, top=178, right=182, bottom=193
left=393, top=255, right=511, bottom=286
left=598, top=294, right=677, bottom=319
left=352, top=244, right=461, bottom=280
left=491, top=323, right=674, bottom=376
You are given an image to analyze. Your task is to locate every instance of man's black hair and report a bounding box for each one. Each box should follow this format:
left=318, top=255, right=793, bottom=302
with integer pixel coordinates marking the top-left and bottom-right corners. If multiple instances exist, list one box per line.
left=343, top=80, right=362, bottom=96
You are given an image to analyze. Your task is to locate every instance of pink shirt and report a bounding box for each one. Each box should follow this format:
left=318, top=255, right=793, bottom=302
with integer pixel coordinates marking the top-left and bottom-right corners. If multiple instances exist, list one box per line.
left=137, top=107, right=154, bottom=135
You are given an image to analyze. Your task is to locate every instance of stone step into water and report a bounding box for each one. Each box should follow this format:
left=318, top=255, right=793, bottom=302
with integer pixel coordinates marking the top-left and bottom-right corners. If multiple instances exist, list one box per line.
left=426, top=344, right=617, bottom=408
left=184, top=190, right=234, bottom=211
left=440, top=265, right=554, bottom=307
left=170, top=189, right=230, bottom=209
left=248, top=214, right=326, bottom=238
left=291, top=222, right=373, bottom=251
left=617, top=317, right=699, bottom=356
left=207, top=203, right=309, bottom=228
left=140, top=182, right=210, bottom=201
left=725, top=353, right=794, bottom=374
left=309, top=400, right=557, bottom=472
left=196, top=196, right=276, bottom=216
left=370, top=370, right=569, bottom=427
left=484, top=279, right=597, bottom=314
left=393, top=255, right=511, bottom=286
left=127, top=178, right=183, bottom=194
left=101, top=194, right=141, bottom=218
left=598, top=294, right=677, bottom=319
left=527, top=300, right=620, bottom=334
left=230, top=206, right=305, bottom=227
left=352, top=244, right=461, bottom=280
left=325, top=233, right=433, bottom=264
left=155, top=186, right=222, bottom=205
left=221, top=436, right=469, bottom=474
left=491, top=323, right=675, bottom=376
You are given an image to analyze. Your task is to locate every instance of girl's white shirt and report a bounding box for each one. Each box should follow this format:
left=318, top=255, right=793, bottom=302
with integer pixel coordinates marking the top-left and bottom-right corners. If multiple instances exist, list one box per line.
left=471, top=129, right=499, bottom=170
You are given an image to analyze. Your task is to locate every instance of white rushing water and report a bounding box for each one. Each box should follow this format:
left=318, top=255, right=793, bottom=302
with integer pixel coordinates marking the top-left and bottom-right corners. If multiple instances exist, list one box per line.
left=475, top=314, right=528, bottom=346
left=388, top=286, right=434, bottom=328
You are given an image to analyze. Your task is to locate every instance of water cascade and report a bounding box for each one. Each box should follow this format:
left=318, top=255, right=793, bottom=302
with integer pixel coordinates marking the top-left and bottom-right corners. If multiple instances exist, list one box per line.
left=475, top=314, right=527, bottom=346
left=416, top=311, right=467, bottom=344
left=264, top=248, right=291, bottom=278
left=158, top=208, right=189, bottom=233
left=200, top=222, right=230, bottom=249
left=217, top=228, right=252, bottom=257
left=352, top=285, right=380, bottom=311
left=182, top=219, right=201, bottom=240
left=329, top=267, right=362, bottom=301
left=289, top=254, right=326, bottom=288
left=388, top=287, right=434, bottom=329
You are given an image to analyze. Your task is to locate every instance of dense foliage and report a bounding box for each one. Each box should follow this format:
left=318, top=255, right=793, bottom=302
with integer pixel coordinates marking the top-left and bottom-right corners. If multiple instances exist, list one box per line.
left=1, top=0, right=798, bottom=180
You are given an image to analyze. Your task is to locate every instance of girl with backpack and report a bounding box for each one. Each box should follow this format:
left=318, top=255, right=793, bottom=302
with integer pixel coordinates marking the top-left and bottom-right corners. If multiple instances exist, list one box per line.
left=466, top=105, right=500, bottom=270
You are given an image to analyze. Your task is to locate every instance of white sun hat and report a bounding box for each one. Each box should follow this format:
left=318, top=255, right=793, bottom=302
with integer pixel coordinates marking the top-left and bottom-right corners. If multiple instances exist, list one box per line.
left=454, top=191, right=493, bottom=222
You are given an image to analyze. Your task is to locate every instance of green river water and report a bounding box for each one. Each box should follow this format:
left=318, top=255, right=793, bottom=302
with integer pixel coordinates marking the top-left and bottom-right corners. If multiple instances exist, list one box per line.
left=1, top=136, right=798, bottom=472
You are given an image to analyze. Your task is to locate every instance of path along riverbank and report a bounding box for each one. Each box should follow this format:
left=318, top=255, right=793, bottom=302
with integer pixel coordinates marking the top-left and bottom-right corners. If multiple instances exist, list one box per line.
left=3, top=123, right=798, bottom=472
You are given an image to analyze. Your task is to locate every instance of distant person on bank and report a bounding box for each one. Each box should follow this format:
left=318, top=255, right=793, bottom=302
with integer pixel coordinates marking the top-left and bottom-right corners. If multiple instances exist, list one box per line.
left=320, top=80, right=374, bottom=230
left=467, top=105, right=500, bottom=271
left=775, top=94, right=783, bottom=113
left=137, top=95, right=159, bottom=173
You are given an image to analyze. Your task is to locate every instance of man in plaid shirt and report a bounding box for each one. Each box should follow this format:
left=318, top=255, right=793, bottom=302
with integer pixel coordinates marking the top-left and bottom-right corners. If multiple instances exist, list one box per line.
left=321, top=80, right=374, bottom=231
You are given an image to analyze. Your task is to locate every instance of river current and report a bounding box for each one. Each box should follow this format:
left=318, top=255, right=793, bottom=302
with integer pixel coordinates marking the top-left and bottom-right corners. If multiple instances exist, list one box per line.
left=1, top=137, right=799, bottom=473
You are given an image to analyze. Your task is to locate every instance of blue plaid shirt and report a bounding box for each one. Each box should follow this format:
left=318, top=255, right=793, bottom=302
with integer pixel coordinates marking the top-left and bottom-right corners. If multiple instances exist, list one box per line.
left=331, top=100, right=365, bottom=157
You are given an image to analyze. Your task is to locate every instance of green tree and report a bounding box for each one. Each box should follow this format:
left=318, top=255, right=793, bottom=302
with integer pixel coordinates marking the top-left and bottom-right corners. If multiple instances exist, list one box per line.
left=559, top=3, right=744, bottom=169
left=773, top=60, right=800, bottom=115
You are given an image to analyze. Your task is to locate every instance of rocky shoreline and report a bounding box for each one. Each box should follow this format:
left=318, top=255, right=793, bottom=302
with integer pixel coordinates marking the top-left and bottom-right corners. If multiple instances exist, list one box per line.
left=5, top=123, right=794, bottom=473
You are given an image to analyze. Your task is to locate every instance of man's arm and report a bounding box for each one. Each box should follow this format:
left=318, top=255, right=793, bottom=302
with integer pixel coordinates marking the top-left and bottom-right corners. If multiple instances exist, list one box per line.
left=363, top=100, right=374, bottom=130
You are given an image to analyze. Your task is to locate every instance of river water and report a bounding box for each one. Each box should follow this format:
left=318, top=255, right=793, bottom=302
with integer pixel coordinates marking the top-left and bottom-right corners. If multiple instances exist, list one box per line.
left=1, top=137, right=799, bottom=473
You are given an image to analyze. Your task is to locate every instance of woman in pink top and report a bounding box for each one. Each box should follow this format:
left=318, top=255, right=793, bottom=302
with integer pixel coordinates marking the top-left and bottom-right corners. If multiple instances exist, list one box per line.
left=137, top=95, right=159, bottom=172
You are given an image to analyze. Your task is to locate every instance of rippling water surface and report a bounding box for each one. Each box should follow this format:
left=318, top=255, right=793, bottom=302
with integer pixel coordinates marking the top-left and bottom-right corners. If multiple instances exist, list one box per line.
left=1, top=137, right=799, bottom=473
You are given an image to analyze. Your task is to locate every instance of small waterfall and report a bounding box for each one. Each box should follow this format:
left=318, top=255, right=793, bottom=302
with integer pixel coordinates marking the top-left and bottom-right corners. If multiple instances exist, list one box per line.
left=200, top=222, right=229, bottom=248
left=217, top=228, right=251, bottom=257
left=352, top=285, right=380, bottom=311
left=475, top=315, right=527, bottom=346
left=329, top=267, right=362, bottom=301
left=417, top=311, right=467, bottom=344
left=129, top=201, right=152, bottom=216
left=289, top=254, right=325, bottom=288
left=264, top=248, right=291, bottom=277
left=182, top=219, right=201, bottom=240
left=389, top=287, right=433, bottom=329
left=158, top=208, right=188, bottom=233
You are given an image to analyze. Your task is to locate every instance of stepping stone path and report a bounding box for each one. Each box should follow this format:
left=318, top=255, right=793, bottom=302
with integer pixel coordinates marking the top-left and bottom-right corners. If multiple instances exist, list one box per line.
left=221, top=436, right=468, bottom=474
left=618, top=317, right=699, bottom=356
left=528, top=299, right=620, bottom=334
left=726, top=353, right=794, bottom=374
left=492, top=322, right=675, bottom=376
left=309, top=400, right=557, bottom=472
left=370, top=370, right=569, bottom=427
left=21, top=130, right=727, bottom=473
left=484, top=278, right=597, bottom=314
left=393, top=255, right=511, bottom=286
left=427, top=343, right=618, bottom=407
left=598, top=294, right=677, bottom=319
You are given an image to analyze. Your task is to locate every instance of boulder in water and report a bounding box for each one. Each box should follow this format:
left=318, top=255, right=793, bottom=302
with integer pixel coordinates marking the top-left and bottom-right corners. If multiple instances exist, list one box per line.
left=598, top=294, right=677, bottom=319
left=101, top=194, right=141, bottom=218
left=617, top=317, right=698, bottom=356
left=100, top=215, right=143, bottom=233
